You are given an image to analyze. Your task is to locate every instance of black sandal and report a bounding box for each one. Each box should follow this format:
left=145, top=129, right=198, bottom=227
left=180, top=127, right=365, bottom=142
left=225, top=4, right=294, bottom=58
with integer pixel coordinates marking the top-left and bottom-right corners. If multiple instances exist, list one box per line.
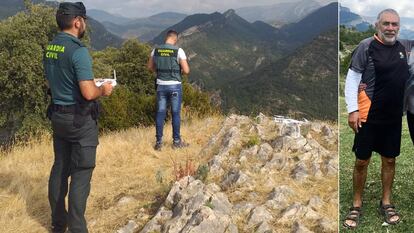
left=343, top=206, right=362, bottom=229
left=379, top=201, right=401, bottom=225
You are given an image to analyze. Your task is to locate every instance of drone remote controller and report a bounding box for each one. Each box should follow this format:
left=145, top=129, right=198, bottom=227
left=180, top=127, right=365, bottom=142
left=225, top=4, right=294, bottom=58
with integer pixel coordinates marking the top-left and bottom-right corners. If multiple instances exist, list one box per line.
left=95, top=70, right=117, bottom=87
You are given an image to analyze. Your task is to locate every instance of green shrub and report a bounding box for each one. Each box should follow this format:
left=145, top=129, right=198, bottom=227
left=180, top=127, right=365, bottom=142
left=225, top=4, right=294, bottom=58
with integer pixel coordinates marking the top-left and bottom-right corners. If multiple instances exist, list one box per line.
left=244, top=135, right=261, bottom=148
left=0, top=3, right=57, bottom=143
left=155, top=169, right=164, bottom=184
left=95, top=39, right=218, bottom=132
left=204, top=197, right=215, bottom=209
left=195, top=164, right=209, bottom=182
left=0, top=3, right=218, bottom=144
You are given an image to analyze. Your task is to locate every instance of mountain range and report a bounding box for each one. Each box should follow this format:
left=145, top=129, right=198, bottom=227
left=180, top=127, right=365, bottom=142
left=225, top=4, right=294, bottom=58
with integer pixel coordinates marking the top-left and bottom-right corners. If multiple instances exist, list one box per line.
left=0, top=0, right=339, bottom=120
left=339, top=6, right=372, bottom=32
left=280, top=2, right=337, bottom=43
left=223, top=29, right=338, bottom=119
left=235, top=0, right=321, bottom=26
left=88, top=9, right=132, bottom=25
left=87, top=0, right=333, bottom=40
left=0, top=0, right=27, bottom=19
left=151, top=2, right=338, bottom=120
left=87, top=17, right=123, bottom=50
left=100, top=12, right=187, bottom=41
left=0, top=0, right=123, bottom=50
left=339, top=5, right=414, bottom=39
left=151, top=9, right=282, bottom=90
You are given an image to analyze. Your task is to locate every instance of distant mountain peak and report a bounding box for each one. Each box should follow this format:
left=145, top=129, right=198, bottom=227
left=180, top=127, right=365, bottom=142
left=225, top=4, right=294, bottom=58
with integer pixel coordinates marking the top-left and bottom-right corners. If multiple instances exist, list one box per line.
left=223, top=9, right=236, bottom=18
left=88, top=9, right=132, bottom=25
left=340, top=6, right=351, bottom=12
left=339, top=5, right=372, bottom=32
left=281, top=2, right=338, bottom=43
left=148, top=12, right=188, bottom=20
left=235, top=1, right=321, bottom=24
left=151, top=10, right=278, bottom=45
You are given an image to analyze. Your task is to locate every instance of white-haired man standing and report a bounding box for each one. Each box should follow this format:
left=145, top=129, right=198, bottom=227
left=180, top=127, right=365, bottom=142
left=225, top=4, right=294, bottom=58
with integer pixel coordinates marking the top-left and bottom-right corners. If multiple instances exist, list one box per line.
left=343, top=8, right=413, bottom=229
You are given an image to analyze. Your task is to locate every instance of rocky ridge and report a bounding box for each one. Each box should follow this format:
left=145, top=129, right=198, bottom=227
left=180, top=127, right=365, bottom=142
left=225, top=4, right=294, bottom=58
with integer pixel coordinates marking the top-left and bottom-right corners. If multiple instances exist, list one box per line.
left=118, top=114, right=338, bottom=233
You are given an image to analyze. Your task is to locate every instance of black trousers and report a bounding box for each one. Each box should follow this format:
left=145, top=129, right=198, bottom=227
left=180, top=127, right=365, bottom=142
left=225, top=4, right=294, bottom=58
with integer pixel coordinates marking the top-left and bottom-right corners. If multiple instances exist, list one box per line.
left=49, top=112, right=98, bottom=233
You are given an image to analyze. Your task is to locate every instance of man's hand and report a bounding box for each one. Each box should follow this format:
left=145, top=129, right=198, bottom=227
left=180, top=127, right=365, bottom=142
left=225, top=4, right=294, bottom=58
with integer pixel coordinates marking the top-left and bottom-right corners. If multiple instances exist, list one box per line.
left=79, top=80, right=113, bottom=100
left=101, top=82, right=113, bottom=96
left=358, top=83, right=367, bottom=93
left=348, top=111, right=361, bottom=133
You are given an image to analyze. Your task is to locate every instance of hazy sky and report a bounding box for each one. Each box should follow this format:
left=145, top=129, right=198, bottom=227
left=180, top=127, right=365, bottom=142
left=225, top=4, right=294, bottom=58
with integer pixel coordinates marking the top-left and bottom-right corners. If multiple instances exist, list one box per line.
left=341, top=0, right=414, bottom=18
left=74, top=0, right=335, bottom=18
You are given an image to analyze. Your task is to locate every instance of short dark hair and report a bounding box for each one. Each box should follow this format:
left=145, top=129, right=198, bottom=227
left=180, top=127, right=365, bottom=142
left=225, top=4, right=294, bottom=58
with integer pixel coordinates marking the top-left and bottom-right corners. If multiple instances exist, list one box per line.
left=166, top=29, right=178, bottom=39
left=56, top=13, right=76, bottom=30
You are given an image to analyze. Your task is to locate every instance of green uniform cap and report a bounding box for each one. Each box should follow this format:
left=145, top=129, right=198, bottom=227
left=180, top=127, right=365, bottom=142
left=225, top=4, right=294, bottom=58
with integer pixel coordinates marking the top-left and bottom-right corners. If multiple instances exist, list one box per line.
left=57, top=2, right=87, bottom=18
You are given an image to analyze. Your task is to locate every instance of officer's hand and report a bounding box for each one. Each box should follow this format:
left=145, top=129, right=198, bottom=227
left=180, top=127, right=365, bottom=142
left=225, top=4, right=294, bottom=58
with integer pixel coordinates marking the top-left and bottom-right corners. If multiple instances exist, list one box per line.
left=101, top=82, right=113, bottom=96
left=348, top=111, right=361, bottom=133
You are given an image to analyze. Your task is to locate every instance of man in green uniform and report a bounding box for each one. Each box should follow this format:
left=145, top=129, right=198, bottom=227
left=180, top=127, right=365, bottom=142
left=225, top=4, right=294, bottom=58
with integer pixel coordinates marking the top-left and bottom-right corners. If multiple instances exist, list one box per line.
left=147, top=30, right=190, bottom=151
left=44, top=2, right=113, bottom=233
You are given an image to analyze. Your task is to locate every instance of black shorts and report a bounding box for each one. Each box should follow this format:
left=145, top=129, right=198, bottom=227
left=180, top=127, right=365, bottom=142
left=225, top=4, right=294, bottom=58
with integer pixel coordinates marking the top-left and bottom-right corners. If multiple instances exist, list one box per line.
left=352, top=121, right=402, bottom=160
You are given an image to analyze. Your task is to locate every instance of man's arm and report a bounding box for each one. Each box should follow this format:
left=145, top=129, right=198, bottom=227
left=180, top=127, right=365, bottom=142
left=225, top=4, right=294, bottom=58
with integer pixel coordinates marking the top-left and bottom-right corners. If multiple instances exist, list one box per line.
left=344, top=39, right=371, bottom=133
left=73, top=47, right=112, bottom=100
left=79, top=81, right=112, bottom=101
left=179, top=59, right=190, bottom=75
left=345, top=68, right=362, bottom=133
left=147, top=55, right=156, bottom=73
left=178, top=48, right=190, bottom=75
left=147, top=49, right=156, bottom=73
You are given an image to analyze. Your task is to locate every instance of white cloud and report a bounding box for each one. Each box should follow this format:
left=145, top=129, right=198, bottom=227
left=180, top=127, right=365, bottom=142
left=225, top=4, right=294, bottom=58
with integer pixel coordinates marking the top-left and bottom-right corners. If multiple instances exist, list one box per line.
left=341, top=0, right=414, bottom=18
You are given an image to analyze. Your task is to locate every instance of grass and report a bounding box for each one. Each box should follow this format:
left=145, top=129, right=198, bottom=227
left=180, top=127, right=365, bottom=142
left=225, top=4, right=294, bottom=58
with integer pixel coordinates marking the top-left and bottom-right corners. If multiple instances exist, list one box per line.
left=243, top=134, right=261, bottom=148
left=339, top=96, right=414, bottom=232
left=0, top=116, right=223, bottom=233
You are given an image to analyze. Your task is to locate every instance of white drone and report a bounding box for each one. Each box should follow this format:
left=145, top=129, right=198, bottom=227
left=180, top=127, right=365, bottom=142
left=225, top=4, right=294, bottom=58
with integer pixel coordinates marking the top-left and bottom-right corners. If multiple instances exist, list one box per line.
left=95, top=69, right=117, bottom=87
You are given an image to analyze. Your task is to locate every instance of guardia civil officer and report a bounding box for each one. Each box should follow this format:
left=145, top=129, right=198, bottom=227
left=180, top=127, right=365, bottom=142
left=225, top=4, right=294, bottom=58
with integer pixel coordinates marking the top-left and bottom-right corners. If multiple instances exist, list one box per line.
left=44, top=2, right=113, bottom=233
left=147, top=30, right=190, bottom=151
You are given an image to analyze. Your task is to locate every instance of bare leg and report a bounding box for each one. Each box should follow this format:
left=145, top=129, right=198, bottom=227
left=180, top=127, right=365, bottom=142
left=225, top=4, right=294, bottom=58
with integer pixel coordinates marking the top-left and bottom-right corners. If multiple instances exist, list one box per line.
left=353, top=158, right=370, bottom=207
left=344, top=158, right=370, bottom=227
left=380, top=156, right=399, bottom=223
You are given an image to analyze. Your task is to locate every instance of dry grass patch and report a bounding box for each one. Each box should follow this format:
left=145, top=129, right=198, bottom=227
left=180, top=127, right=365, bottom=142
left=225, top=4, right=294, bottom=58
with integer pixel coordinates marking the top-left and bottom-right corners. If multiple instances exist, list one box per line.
left=0, top=116, right=223, bottom=233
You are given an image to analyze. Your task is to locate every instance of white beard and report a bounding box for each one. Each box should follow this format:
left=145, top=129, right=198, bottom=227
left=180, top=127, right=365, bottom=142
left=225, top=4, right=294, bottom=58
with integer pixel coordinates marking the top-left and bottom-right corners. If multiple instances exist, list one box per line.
left=378, top=31, right=398, bottom=45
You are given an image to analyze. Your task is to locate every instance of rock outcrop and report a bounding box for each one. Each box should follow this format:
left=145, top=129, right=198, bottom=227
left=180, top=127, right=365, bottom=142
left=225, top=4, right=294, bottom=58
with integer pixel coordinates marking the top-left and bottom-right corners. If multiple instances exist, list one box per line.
left=122, top=114, right=337, bottom=233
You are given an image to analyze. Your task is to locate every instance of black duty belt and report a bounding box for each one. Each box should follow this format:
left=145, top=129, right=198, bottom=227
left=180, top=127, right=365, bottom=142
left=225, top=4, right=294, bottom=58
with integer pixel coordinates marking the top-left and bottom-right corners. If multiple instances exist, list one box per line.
left=51, top=104, right=76, bottom=114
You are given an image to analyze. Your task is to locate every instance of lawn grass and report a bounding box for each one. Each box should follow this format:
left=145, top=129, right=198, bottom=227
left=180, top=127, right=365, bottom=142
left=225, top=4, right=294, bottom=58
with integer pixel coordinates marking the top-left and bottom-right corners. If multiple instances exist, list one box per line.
left=339, top=96, right=414, bottom=232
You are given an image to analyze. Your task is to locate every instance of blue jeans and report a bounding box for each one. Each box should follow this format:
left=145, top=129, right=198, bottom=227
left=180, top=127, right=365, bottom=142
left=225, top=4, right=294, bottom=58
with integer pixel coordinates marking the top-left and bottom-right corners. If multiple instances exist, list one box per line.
left=156, top=84, right=182, bottom=142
